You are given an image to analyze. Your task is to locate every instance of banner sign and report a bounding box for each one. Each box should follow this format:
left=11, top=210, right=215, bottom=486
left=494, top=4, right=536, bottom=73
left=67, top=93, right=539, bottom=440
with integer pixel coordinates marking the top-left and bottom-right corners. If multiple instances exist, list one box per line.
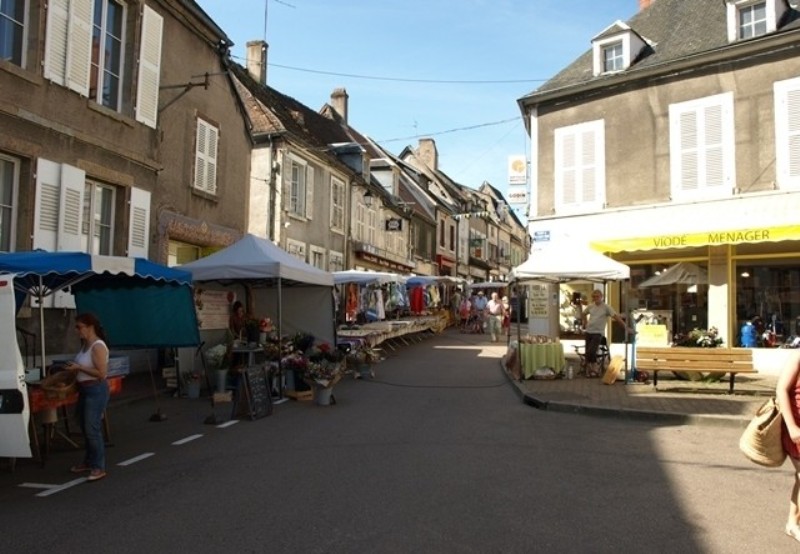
left=507, top=184, right=528, bottom=206
left=508, top=155, right=527, bottom=185
left=385, top=218, right=403, bottom=231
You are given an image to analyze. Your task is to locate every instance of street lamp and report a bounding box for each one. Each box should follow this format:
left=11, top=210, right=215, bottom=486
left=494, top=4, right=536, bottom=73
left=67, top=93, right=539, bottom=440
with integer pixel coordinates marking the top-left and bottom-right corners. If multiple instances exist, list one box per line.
left=363, top=189, right=374, bottom=207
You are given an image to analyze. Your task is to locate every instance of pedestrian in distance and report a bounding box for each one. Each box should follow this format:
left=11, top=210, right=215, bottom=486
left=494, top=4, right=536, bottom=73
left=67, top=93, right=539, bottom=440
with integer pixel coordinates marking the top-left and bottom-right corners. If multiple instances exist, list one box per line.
left=776, top=350, right=800, bottom=543
left=65, top=312, right=110, bottom=482
left=486, top=291, right=505, bottom=342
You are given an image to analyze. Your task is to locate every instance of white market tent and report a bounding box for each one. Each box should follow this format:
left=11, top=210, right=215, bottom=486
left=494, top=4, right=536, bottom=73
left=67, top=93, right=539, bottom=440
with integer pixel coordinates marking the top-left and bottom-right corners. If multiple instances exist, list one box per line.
left=333, top=269, right=408, bottom=285
left=180, top=234, right=335, bottom=344
left=508, top=243, right=630, bottom=283
left=468, top=281, right=508, bottom=290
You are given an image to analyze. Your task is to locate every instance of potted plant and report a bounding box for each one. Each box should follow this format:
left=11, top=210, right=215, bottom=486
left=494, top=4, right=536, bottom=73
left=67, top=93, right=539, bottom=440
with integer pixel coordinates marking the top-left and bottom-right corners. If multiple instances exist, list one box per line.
left=204, top=343, right=229, bottom=393
left=303, top=343, right=345, bottom=405
left=346, top=344, right=383, bottom=379
left=281, top=351, right=310, bottom=392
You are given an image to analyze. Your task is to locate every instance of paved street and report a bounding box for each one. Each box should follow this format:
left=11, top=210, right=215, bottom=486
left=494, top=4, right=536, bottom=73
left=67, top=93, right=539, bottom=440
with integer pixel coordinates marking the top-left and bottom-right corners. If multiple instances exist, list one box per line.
left=0, top=328, right=796, bottom=553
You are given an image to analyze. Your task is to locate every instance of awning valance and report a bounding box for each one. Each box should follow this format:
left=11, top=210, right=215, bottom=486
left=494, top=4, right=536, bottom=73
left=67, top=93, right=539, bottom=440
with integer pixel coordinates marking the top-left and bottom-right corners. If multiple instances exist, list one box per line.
left=591, top=224, right=800, bottom=253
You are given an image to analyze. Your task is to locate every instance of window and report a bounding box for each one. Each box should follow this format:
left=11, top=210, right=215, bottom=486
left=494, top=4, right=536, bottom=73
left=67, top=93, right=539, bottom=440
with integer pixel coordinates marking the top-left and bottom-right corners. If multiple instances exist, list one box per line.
left=774, top=77, right=800, bottom=190
left=193, top=117, right=218, bottom=195
left=286, top=238, right=306, bottom=261
left=330, top=176, right=344, bottom=232
left=0, top=154, right=19, bottom=251
left=739, top=1, right=767, bottom=39
left=82, top=180, right=115, bottom=255
left=554, top=119, right=606, bottom=212
left=439, top=222, right=445, bottom=247
left=90, top=0, right=125, bottom=110
left=0, top=0, right=26, bottom=66
left=309, top=245, right=325, bottom=270
left=603, top=42, right=624, bottom=73
left=725, top=0, right=784, bottom=43
left=168, top=240, right=201, bottom=266
left=286, top=157, right=314, bottom=218
left=366, top=207, right=377, bottom=245
left=354, top=203, right=365, bottom=241
left=449, top=223, right=455, bottom=251
left=669, top=93, right=735, bottom=200
left=329, top=251, right=344, bottom=272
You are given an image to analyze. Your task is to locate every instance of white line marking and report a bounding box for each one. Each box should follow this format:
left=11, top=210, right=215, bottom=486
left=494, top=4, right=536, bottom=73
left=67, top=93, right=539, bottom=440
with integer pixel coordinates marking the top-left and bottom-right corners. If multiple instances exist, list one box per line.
left=117, top=452, right=155, bottom=466
left=172, top=434, right=203, bottom=445
left=19, top=483, right=56, bottom=489
left=36, top=478, right=86, bottom=497
left=217, top=420, right=239, bottom=429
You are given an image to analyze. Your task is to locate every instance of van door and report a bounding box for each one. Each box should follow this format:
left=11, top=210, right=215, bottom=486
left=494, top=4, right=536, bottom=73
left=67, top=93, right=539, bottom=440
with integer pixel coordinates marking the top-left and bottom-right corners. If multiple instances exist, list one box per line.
left=0, top=275, right=31, bottom=458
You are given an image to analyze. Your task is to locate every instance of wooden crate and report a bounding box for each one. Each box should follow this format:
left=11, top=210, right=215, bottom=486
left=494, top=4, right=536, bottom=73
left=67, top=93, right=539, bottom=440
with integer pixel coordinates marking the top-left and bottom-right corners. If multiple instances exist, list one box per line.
left=285, top=389, right=312, bottom=401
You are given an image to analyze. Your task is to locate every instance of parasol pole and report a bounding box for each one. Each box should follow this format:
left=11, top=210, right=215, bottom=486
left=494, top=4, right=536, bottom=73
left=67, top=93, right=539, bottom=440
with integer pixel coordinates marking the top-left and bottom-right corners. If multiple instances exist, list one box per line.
left=277, top=277, right=284, bottom=400
left=38, top=276, right=46, bottom=377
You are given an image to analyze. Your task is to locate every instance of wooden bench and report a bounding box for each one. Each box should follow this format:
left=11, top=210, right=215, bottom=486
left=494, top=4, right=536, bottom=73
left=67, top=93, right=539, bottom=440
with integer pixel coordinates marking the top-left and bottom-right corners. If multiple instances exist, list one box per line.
left=635, top=347, right=756, bottom=394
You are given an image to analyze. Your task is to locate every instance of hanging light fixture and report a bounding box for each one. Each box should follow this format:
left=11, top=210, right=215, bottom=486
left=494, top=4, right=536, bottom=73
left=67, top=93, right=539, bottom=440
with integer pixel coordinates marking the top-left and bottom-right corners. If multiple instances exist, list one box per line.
left=363, top=189, right=374, bottom=207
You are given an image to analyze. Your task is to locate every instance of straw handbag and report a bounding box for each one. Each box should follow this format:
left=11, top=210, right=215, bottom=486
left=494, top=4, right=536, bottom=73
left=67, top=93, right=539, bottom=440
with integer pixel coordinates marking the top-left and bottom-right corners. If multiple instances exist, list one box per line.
left=739, top=397, right=786, bottom=467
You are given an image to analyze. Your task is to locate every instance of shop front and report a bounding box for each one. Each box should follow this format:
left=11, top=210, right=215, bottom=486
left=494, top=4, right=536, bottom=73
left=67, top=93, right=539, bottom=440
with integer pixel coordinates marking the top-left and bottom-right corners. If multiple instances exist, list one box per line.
left=529, top=192, right=800, bottom=374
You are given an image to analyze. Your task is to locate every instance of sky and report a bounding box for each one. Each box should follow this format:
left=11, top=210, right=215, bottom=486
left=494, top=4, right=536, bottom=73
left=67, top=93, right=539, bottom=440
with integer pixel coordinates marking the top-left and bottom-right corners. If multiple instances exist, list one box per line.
left=196, top=0, right=638, bottom=216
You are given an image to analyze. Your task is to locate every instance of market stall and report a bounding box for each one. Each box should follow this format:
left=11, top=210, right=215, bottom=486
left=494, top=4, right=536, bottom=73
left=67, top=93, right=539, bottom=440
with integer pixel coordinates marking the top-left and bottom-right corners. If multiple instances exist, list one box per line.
left=507, top=242, right=631, bottom=379
left=334, top=270, right=409, bottom=325
left=0, top=251, right=200, bottom=460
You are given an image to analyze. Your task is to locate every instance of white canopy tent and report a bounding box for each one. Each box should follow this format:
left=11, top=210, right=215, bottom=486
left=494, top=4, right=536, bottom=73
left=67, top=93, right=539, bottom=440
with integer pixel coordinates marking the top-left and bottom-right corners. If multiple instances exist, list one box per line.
left=509, top=243, right=630, bottom=283
left=333, top=270, right=408, bottom=285
left=180, top=234, right=335, bottom=345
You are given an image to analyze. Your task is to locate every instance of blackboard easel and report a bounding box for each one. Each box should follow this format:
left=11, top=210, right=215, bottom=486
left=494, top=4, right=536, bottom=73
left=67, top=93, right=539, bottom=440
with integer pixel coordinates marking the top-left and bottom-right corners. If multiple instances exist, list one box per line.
left=242, top=365, right=273, bottom=420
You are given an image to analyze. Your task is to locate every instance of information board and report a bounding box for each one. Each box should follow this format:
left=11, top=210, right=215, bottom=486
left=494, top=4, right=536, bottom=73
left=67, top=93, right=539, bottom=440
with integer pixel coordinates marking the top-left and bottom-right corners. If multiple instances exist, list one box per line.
left=243, top=365, right=273, bottom=420
left=194, top=289, right=233, bottom=330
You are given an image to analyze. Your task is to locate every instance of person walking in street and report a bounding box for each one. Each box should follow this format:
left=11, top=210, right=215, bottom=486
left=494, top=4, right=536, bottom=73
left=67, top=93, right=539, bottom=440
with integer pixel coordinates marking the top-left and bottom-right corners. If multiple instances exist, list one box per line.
left=582, top=289, right=630, bottom=377
left=65, top=313, right=110, bottom=482
left=776, top=350, right=800, bottom=543
left=486, top=292, right=505, bottom=342
left=472, top=291, right=488, bottom=334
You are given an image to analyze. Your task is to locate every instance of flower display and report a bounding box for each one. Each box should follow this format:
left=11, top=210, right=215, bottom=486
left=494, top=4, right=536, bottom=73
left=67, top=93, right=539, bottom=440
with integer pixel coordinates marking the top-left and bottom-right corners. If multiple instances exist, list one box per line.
left=259, top=317, right=273, bottom=332
left=307, top=342, right=345, bottom=363
left=281, top=352, right=308, bottom=372
left=673, top=327, right=724, bottom=348
left=204, top=343, right=229, bottom=369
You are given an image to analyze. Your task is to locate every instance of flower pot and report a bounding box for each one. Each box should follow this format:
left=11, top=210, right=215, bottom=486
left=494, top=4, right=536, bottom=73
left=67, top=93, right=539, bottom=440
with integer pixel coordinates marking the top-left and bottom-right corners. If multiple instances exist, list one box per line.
left=215, top=369, right=228, bottom=393
left=358, top=362, right=372, bottom=379
left=186, top=381, right=201, bottom=399
left=313, top=384, right=334, bottom=406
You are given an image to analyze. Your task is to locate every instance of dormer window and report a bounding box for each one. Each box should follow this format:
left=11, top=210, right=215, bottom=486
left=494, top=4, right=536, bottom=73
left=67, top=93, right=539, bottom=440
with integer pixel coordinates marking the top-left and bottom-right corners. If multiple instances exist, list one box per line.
left=739, top=2, right=767, bottom=38
left=591, top=22, right=646, bottom=77
left=603, top=42, right=625, bottom=73
left=725, top=0, right=786, bottom=42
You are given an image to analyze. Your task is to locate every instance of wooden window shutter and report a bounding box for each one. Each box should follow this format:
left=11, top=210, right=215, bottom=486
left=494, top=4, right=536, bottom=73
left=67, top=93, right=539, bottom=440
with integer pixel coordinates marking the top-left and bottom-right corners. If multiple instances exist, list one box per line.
left=136, top=5, right=163, bottom=129
left=65, top=0, right=93, bottom=96
left=787, top=89, right=800, bottom=180
left=679, top=110, right=699, bottom=192
left=194, top=118, right=219, bottom=194
left=304, top=166, right=314, bottom=219
left=561, top=132, right=577, bottom=204
left=703, top=104, right=724, bottom=188
left=43, top=0, right=69, bottom=85
left=581, top=129, right=597, bottom=203
left=127, top=187, right=151, bottom=258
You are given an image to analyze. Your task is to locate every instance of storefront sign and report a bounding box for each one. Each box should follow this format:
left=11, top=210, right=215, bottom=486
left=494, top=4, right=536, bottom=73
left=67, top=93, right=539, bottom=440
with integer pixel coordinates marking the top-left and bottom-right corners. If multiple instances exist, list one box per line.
left=508, top=155, right=527, bottom=185
left=507, top=185, right=528, bottom=205
left=592, top=225, right=800, bottom=253
left=194, top=289, right=232, bottom=330
left=385, top=218, right=402, bottom=231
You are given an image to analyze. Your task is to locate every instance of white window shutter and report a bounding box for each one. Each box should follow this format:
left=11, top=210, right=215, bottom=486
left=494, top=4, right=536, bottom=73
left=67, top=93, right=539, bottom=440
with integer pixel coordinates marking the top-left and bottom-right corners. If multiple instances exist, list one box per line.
left=34, top=159, right=62, bottom=251
left=43, top=0, right=69, bottom=85
left=581, top=129, right=597, bottom=203
left=703, top=104, right=724, bottom=188
left=66, top=0, right=92, bottom=96
left=787, top=89, right=800, bottom=180
left=58, top=164, right=85, bottom=251
left=194, top=119, right=218, bottom=194
left=127, top=187, right=151, bottom=258
left=560, top=133, right=577, bottom=204
left=136, top=5, right=163, bottom=129
left=679, top=110, right=699, bottom=192
left=305, top=166, right=314, bottom=219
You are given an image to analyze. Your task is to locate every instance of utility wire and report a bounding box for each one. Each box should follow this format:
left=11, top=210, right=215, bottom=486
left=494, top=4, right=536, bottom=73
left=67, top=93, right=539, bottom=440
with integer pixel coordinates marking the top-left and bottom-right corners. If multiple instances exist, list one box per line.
left=377, top=118, right=519, bottom=144
left=228, top=53, right=545, bottom=84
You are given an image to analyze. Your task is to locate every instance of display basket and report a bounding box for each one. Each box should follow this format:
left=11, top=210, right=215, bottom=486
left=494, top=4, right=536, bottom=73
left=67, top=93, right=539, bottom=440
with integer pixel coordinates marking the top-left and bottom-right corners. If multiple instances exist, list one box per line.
left=40, top=371, right=78, bottom=400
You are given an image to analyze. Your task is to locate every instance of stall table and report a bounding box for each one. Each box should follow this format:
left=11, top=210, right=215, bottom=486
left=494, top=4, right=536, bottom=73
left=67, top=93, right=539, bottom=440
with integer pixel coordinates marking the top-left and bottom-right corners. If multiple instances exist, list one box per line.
left=519, top=342, right=566, bottom=379
left=27, top=375, right=123, bottom=465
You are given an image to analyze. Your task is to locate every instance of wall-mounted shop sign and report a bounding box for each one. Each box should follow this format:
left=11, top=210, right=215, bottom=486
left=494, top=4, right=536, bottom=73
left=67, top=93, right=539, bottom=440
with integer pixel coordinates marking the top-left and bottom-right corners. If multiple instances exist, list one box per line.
left=592, top=225, right=800, bottom=253
left=385, top=218, right=403, bottom=231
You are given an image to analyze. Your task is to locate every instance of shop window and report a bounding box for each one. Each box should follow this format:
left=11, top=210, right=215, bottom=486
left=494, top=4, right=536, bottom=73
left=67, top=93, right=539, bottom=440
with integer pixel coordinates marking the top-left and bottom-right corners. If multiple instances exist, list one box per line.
left=735, top=261, right=800, bottom=346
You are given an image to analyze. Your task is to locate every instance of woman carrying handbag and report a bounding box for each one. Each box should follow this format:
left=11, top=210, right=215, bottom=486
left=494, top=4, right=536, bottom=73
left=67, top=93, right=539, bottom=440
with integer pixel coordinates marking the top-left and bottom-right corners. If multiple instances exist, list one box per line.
left=776, top=350, right=800, bottom=543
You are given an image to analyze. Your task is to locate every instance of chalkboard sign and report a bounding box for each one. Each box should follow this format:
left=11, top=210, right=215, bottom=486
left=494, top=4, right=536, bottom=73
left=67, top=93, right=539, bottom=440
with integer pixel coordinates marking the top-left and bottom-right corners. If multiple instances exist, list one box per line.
left=243, top=365, right=273, bottom=420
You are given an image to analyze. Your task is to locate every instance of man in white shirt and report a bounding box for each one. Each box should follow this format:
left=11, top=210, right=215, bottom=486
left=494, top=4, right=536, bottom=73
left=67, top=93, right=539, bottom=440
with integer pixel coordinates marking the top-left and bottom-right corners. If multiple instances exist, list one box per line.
left=486, top=292, right=505, bottom=342
left=582, top=290, right=630, bottom=377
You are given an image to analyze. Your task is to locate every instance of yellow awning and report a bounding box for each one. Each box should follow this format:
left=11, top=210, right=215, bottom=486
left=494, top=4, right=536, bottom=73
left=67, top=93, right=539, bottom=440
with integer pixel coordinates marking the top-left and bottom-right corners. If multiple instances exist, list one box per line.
left=591, top=225, right=800, bottom=253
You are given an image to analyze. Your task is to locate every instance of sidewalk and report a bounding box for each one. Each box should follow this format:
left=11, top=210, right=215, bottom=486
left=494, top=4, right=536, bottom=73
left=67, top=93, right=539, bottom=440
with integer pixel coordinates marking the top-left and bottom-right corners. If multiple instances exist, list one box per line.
left=501, top=348, right=775, bottom=428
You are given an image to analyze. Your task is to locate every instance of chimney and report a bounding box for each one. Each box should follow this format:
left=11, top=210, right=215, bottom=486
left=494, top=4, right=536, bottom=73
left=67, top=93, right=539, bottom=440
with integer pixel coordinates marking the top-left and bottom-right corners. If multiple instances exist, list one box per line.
left=417, top=138, right=438, bottom=171
left=246, top=40, right=267, bottom=85
left=330, top=88, right=349, bottom=124
left=639, top=0, right=654, bottom=10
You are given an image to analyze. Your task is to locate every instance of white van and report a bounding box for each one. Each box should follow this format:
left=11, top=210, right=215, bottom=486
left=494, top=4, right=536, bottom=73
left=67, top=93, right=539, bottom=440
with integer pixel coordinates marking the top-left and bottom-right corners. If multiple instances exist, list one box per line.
left=0, top=275, right=31, bottom=458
